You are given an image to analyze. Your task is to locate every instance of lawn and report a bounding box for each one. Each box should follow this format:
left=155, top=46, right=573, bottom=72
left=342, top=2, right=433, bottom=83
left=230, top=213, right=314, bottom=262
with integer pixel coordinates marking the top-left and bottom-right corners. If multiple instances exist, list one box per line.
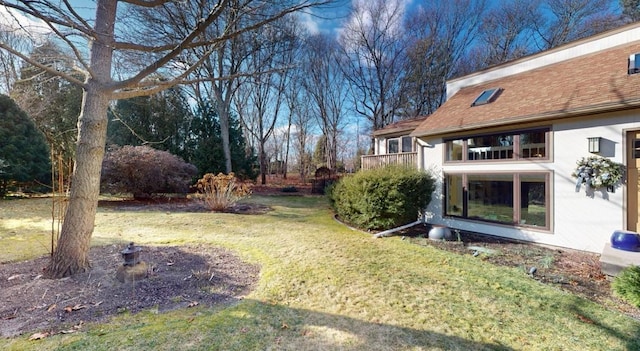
left=1, top=195, right=639, bottom=350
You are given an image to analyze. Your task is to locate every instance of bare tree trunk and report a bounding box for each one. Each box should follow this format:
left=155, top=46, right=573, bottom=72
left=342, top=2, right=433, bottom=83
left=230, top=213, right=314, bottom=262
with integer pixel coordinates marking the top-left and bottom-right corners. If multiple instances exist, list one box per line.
left=259, top=145, right=267, bottom=185
left=219, top=107, right=233, bottom=173
left=283, top=117, right=291, bottom=179
left=46, top=0, right=115, bottom=278
left=47, top=87, right=110, bottom=277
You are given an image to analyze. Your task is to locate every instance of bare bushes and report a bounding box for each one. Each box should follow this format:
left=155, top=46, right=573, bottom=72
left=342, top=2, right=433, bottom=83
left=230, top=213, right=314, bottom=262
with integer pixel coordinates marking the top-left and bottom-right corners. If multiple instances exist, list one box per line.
left=195, top=172, right=252, bottom=211
left=101, top=145, right=197, bottom=199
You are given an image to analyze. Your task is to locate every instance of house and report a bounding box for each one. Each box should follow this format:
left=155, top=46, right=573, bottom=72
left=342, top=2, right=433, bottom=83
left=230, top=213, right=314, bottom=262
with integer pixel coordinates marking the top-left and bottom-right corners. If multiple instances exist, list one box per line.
left=407, top=22, right=640, bottom=263
left=361, top=116, right=427, bottom=170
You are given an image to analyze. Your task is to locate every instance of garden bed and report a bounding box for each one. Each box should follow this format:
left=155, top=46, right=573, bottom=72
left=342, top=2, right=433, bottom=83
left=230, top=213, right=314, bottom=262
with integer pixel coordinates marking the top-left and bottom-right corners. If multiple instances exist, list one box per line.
left=397, top=224, right=640, bottom=321
left=0, top=244, right=260, bottom=338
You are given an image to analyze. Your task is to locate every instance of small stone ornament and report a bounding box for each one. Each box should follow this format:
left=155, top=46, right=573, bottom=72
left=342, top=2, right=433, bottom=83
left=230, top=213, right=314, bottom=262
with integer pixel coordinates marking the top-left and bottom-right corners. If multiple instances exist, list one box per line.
left=121, top=242, right=142, bottom=266
left=116, top=242, right=148, bottom=283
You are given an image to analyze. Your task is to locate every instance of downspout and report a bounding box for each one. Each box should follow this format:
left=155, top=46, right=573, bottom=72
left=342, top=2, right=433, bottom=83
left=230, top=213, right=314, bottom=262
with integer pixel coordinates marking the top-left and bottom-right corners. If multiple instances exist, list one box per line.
left=415, top=138, right=432, bottom=171
left=374, top=219, right=424, bottom=238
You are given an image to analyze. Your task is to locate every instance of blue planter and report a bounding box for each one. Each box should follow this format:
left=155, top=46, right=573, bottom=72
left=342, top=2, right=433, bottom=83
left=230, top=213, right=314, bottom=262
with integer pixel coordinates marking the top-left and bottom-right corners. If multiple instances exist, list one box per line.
left=610, top=230, right=640, bottom=252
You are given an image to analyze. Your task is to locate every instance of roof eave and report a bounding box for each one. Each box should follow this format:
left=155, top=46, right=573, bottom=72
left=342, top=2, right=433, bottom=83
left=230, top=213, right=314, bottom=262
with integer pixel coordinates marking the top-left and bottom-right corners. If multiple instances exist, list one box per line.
left=410, top=99, right=640, bottom=138
left=373, top=127, right=418, bottom=138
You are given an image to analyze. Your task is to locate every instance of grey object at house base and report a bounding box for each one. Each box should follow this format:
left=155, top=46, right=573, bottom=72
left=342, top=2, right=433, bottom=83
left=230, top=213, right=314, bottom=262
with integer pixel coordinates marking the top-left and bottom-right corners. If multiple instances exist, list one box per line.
left=428, top=225, right=454, bottom=241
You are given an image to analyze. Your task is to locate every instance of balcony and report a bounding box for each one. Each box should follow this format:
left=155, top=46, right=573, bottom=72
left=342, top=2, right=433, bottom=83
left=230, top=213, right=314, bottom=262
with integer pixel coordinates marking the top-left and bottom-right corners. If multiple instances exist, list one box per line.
left=360, top=152, right=418, bottom=171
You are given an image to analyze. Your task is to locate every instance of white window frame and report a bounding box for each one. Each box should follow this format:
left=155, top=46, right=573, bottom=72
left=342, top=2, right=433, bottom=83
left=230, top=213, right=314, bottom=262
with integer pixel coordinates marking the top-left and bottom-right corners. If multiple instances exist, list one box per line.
left=387, top=136, right=413, bottom=154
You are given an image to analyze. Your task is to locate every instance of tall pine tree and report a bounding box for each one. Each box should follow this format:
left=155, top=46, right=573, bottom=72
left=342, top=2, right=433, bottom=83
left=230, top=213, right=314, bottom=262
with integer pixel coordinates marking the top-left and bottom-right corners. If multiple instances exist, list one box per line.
left=187, top=101, right=257, bottom=180
left=107, top=86, right=193, bottom=160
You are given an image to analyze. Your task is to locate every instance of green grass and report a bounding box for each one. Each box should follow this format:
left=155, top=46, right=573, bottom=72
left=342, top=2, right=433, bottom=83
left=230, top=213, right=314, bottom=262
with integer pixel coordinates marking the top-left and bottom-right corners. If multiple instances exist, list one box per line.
left=1, top=196, right=640, bottom=350
left=0, top=197, right=56, bottom=262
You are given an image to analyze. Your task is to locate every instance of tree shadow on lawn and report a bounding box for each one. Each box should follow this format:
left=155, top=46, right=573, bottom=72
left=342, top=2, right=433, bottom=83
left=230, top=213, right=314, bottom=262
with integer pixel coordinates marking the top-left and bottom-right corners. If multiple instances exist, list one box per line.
left=56, top=298, right=517, bottom=351
left=14, top=294, right=640, bottom=350
left=568, top=300, right=640, bottom=351
left=224, top=300, right=517, bottom=350
left=218, top=299, right=638, bottom=351
left=2, top=250, right=518, bottom=351
left=6, top=263, right=639, bottom=349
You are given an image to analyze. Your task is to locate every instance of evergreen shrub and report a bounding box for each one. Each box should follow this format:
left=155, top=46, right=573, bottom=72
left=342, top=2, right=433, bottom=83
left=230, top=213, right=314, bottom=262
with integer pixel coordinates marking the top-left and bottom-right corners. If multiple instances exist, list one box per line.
left=612, top=265, right=640, bottom=307
left=0, top=95, right=51, bottom=196
left=329, top=166, right=435, bottom=230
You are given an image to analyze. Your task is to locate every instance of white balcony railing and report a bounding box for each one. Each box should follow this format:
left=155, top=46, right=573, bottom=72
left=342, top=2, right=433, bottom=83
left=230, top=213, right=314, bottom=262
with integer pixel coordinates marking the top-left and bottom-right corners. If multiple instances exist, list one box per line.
left=360, top=152, right=418, bottom=171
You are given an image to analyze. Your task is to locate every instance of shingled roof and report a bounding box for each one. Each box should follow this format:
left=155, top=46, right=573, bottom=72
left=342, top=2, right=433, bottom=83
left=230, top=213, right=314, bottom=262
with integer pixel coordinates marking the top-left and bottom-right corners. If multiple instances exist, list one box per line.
left=411, top=23, right=640, bottom=138
left=373, top=116, right=428, bottom=137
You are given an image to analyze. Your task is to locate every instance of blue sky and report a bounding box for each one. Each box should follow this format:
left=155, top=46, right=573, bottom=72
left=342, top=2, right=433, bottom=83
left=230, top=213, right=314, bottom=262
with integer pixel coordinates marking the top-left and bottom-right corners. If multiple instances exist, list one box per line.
left=297, top=0, right=353, bottom=35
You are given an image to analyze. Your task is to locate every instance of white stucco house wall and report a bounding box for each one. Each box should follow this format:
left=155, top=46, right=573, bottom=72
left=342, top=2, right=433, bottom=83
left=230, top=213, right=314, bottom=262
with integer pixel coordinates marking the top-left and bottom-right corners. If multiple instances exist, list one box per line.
left=407, top=22, right=640, bottom=254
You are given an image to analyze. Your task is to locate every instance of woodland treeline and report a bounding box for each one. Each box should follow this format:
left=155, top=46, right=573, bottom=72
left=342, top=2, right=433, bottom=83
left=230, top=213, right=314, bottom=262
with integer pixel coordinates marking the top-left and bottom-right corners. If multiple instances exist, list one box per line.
left=1, top=0, right=637, bottom=187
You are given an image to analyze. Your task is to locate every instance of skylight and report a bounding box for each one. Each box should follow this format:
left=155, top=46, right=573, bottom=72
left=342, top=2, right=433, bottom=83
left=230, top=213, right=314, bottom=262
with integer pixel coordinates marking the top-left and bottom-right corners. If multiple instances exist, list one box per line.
left=629, top=53, right=640, bottom=75
left=471, top=88, right=501, bottom=107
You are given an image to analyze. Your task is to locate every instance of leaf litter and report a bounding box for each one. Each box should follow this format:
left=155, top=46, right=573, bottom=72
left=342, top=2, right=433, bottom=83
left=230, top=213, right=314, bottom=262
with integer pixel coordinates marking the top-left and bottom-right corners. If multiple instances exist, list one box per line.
left=0, top=244, right=259, bottom=338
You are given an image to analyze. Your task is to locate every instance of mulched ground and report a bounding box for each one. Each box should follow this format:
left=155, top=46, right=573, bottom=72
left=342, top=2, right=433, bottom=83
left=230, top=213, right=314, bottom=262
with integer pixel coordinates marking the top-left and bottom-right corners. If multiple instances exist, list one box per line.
left=0, top=243, right=260, bottom=339
left=395, top=223, right=640, bottom=321
left=97, top=197, right=272, bottom=214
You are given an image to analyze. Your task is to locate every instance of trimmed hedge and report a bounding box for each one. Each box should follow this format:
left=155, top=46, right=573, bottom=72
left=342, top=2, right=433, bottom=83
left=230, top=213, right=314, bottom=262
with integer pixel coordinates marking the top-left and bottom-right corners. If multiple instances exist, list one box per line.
left=329, top=166, right=435, bottom=230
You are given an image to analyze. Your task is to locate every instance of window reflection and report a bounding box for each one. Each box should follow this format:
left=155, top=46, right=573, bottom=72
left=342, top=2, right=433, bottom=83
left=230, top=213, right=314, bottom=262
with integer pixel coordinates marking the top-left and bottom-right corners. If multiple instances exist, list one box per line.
left=520, top=131, right=546, bottom=158
left=467, top=174, right=514, bottom=223
left=444, top=173, right=549, bottom=229
left=445, top=129, right=549, bottom=162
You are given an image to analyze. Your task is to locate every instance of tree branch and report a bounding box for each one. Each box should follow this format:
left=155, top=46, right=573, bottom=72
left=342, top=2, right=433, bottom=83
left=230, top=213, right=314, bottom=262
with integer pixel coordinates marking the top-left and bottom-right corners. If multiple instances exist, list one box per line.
left=112, top=0, right=328, bottom=92
left=108, top=106, right=171, bottom=145
left=61, top=0, right=94, bottom=36
left=0, top=1, right=95, bottom=73
left=0, top=1, right=95, bottom=38
left=120, top=0, right=173, bottom=7
left=112, top=39, right=213, bottom=52
left=0, top=42, right=86, bottom=88
left=38, top=20, right=94, bottom=75
left=112, top=66, right=287, bottom=100
left=110, top=0, right=230, bottom=91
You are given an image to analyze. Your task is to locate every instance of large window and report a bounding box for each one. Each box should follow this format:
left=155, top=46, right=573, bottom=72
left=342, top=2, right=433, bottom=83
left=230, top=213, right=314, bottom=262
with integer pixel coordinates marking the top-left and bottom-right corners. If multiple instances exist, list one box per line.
left=520, top=174, right=547, bottom=227
left=629, top=53, right=640, bottom=75
left=445, top=128, right=549, bottom=162
left=468, top=174, right=514, bottom=223
left=447, top=139, right=464, bottom=161
left=445, top=172, right=550, bottom=229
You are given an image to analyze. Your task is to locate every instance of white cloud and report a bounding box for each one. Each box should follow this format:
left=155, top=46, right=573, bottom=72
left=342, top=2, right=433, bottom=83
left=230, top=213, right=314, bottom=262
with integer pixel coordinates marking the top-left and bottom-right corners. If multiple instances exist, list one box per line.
left=273, top=124, right=299, bottom=137
left=343, top=0, right=411, bottom=39
left=0, top=6, right=51, bottom=42
left=297, top=10, right=321, bottom=35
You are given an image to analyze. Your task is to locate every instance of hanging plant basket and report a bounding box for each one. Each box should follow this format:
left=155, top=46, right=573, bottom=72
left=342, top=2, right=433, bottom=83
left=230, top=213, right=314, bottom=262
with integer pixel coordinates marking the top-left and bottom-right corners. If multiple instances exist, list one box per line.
left=572, top=156, right=624, bottom=192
